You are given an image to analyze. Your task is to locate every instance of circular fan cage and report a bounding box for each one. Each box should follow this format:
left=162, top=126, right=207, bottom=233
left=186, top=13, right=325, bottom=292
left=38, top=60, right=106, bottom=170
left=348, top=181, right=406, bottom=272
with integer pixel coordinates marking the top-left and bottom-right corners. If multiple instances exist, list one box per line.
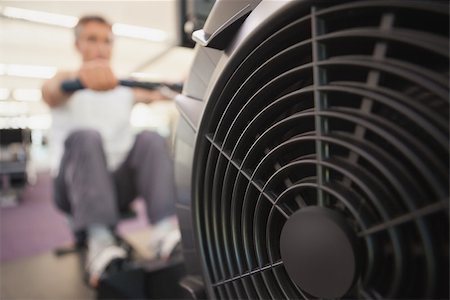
left=192, top=1, right=449, bottom=299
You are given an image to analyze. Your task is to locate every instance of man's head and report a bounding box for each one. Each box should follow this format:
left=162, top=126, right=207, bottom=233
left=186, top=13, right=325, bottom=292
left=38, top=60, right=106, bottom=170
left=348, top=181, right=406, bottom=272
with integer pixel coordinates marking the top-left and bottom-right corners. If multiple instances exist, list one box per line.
left=74, top=15, right=113, bottom=62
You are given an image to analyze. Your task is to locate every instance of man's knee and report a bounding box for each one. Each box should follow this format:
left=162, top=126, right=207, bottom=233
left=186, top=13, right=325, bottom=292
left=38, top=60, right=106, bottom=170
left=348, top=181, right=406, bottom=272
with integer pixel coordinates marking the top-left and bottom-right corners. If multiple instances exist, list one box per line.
left=65, top=129, right=103, bottom=149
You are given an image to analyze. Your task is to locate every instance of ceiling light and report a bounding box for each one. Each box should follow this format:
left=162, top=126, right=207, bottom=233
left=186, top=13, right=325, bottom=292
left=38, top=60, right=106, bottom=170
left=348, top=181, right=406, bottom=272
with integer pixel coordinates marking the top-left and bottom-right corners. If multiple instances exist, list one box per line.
left=0, top=88, right=10, bottom=101
left=1, top=6, right=168, bottom=42
left=2, top=6, right=78, bottom=28
left=112, top=23, right=168, bottom=42
left=1, top=63, right=57, bottom=79
left=13, top=88, right=42, bottom=102
left=0, top=102, right=28, bottom=116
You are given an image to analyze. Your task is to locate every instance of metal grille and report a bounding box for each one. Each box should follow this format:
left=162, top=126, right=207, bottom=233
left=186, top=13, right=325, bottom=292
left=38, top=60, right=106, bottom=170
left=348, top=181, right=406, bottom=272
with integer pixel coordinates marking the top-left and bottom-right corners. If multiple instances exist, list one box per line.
left=192, top=1, right=449, bottom=299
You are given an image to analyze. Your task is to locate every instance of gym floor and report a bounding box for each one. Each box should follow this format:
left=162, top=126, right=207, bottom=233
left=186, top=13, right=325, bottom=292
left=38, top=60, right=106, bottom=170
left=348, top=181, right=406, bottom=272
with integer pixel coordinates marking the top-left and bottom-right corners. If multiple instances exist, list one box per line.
left=1, top=251, right=95, bottom=299
left=0, top=173, right=154, bottom=299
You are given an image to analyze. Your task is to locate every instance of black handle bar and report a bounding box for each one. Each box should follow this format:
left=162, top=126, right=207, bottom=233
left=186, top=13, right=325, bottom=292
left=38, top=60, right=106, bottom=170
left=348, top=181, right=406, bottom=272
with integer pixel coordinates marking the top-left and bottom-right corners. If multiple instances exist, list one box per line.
left=61, top=79, right=182, bottom=93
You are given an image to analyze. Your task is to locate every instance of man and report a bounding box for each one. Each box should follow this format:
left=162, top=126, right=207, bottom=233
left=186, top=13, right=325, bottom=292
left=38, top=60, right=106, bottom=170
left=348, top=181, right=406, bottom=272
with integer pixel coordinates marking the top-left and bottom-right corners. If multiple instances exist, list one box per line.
left=42, top=15, right=177, bottom=287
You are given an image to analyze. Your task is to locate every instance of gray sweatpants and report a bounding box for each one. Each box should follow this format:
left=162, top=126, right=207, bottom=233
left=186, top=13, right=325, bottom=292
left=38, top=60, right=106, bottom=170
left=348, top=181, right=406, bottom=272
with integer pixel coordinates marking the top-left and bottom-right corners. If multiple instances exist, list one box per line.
left=53, top=129, right=176, bottom=231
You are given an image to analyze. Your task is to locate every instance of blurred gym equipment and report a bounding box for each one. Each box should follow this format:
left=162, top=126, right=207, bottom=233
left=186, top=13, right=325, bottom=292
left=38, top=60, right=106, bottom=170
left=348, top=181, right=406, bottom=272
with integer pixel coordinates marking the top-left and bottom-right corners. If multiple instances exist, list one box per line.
left=0, top=128, right=31, bottom=207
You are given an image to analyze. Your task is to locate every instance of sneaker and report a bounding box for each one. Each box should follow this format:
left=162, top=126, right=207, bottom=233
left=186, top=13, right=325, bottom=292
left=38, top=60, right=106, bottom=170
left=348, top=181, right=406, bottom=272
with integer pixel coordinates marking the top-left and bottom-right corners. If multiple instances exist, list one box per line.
left=85, top=225, right=127, bottom=288
left=158, top=229, right=181, bottom=260
left=148, top=216, right=181, bottom=260
left=86, top=244, right=127, bottom=287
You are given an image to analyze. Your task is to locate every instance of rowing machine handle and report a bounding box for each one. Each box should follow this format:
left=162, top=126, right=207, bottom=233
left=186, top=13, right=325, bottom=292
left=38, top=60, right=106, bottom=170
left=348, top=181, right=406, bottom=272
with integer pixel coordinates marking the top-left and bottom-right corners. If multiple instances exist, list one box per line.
left=61, top=79, right=168, bottom=93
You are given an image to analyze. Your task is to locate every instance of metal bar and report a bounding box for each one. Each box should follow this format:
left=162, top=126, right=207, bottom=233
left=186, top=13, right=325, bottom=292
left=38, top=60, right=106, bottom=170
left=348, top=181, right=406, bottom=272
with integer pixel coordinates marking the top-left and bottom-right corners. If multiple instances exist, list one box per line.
left=358, top=200, right=448, bottom=237
left=346, top=13, right=394, bottom=170
left=311, top=7, right=329, bottom=206
left=206, top=134, right=290, bottom=218
left=211, top=261, right=284, bottom=287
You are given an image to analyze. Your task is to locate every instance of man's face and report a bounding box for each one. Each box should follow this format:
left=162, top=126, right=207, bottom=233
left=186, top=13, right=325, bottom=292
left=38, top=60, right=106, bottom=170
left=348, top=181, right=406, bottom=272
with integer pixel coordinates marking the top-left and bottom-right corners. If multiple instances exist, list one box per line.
left=75, top=21, right=113, bottom=62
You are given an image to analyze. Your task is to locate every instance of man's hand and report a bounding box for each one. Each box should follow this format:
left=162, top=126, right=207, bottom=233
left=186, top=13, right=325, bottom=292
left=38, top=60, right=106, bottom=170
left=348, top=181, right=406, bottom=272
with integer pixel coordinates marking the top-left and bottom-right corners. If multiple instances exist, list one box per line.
left=78, top=60, right=118, bottom=91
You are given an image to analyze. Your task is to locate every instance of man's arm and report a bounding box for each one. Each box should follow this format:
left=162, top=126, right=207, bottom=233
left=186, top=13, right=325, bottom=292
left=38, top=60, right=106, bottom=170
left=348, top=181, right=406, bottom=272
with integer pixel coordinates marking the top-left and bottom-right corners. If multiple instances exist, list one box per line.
left=42, top=71, right=77, bottom=108
left=133, top=86, right=179, bottom=104
left=42, top=60, right=118, bottom=108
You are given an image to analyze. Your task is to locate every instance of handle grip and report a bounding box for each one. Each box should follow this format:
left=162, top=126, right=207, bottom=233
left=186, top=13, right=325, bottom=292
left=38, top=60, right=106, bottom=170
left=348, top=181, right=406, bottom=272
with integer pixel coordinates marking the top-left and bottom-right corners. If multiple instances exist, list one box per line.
left=61, top=79, right=84, bottom=92
left=61, top=79, right=167, bottom=93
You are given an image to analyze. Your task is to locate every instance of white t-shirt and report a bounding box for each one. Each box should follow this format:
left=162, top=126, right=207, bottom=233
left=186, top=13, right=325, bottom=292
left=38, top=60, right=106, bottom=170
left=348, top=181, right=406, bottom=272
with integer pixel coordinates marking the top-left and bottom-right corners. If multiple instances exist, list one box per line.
left=50, top=86, right=135, bottom=175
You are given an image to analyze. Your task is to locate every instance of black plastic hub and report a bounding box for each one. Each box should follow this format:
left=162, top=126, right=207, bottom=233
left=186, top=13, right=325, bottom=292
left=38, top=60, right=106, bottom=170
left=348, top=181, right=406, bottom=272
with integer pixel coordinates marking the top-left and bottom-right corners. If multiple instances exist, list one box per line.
left=280, top=206, right=359, bottom=298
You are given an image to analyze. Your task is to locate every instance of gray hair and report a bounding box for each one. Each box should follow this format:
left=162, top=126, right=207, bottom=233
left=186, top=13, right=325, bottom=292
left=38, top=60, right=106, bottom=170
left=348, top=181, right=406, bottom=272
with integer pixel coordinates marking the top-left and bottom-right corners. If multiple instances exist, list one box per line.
left=74, top=15, right=112, bottom=39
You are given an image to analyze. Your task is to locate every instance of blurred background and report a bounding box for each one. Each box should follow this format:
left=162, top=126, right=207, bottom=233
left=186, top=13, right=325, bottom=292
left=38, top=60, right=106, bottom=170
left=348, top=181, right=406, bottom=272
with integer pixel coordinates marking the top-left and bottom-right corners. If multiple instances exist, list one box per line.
left=0, top=1, right=211, bottom=298
left=0, top=1, right=196, bottom=176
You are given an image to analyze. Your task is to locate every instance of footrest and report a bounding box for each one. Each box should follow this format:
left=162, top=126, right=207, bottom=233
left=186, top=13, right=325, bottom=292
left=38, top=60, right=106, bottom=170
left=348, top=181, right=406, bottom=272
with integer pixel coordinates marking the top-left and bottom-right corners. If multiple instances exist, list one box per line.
left=97, top=262, right=146, bottom=299
left=97, top=258, right=186, bottom=299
